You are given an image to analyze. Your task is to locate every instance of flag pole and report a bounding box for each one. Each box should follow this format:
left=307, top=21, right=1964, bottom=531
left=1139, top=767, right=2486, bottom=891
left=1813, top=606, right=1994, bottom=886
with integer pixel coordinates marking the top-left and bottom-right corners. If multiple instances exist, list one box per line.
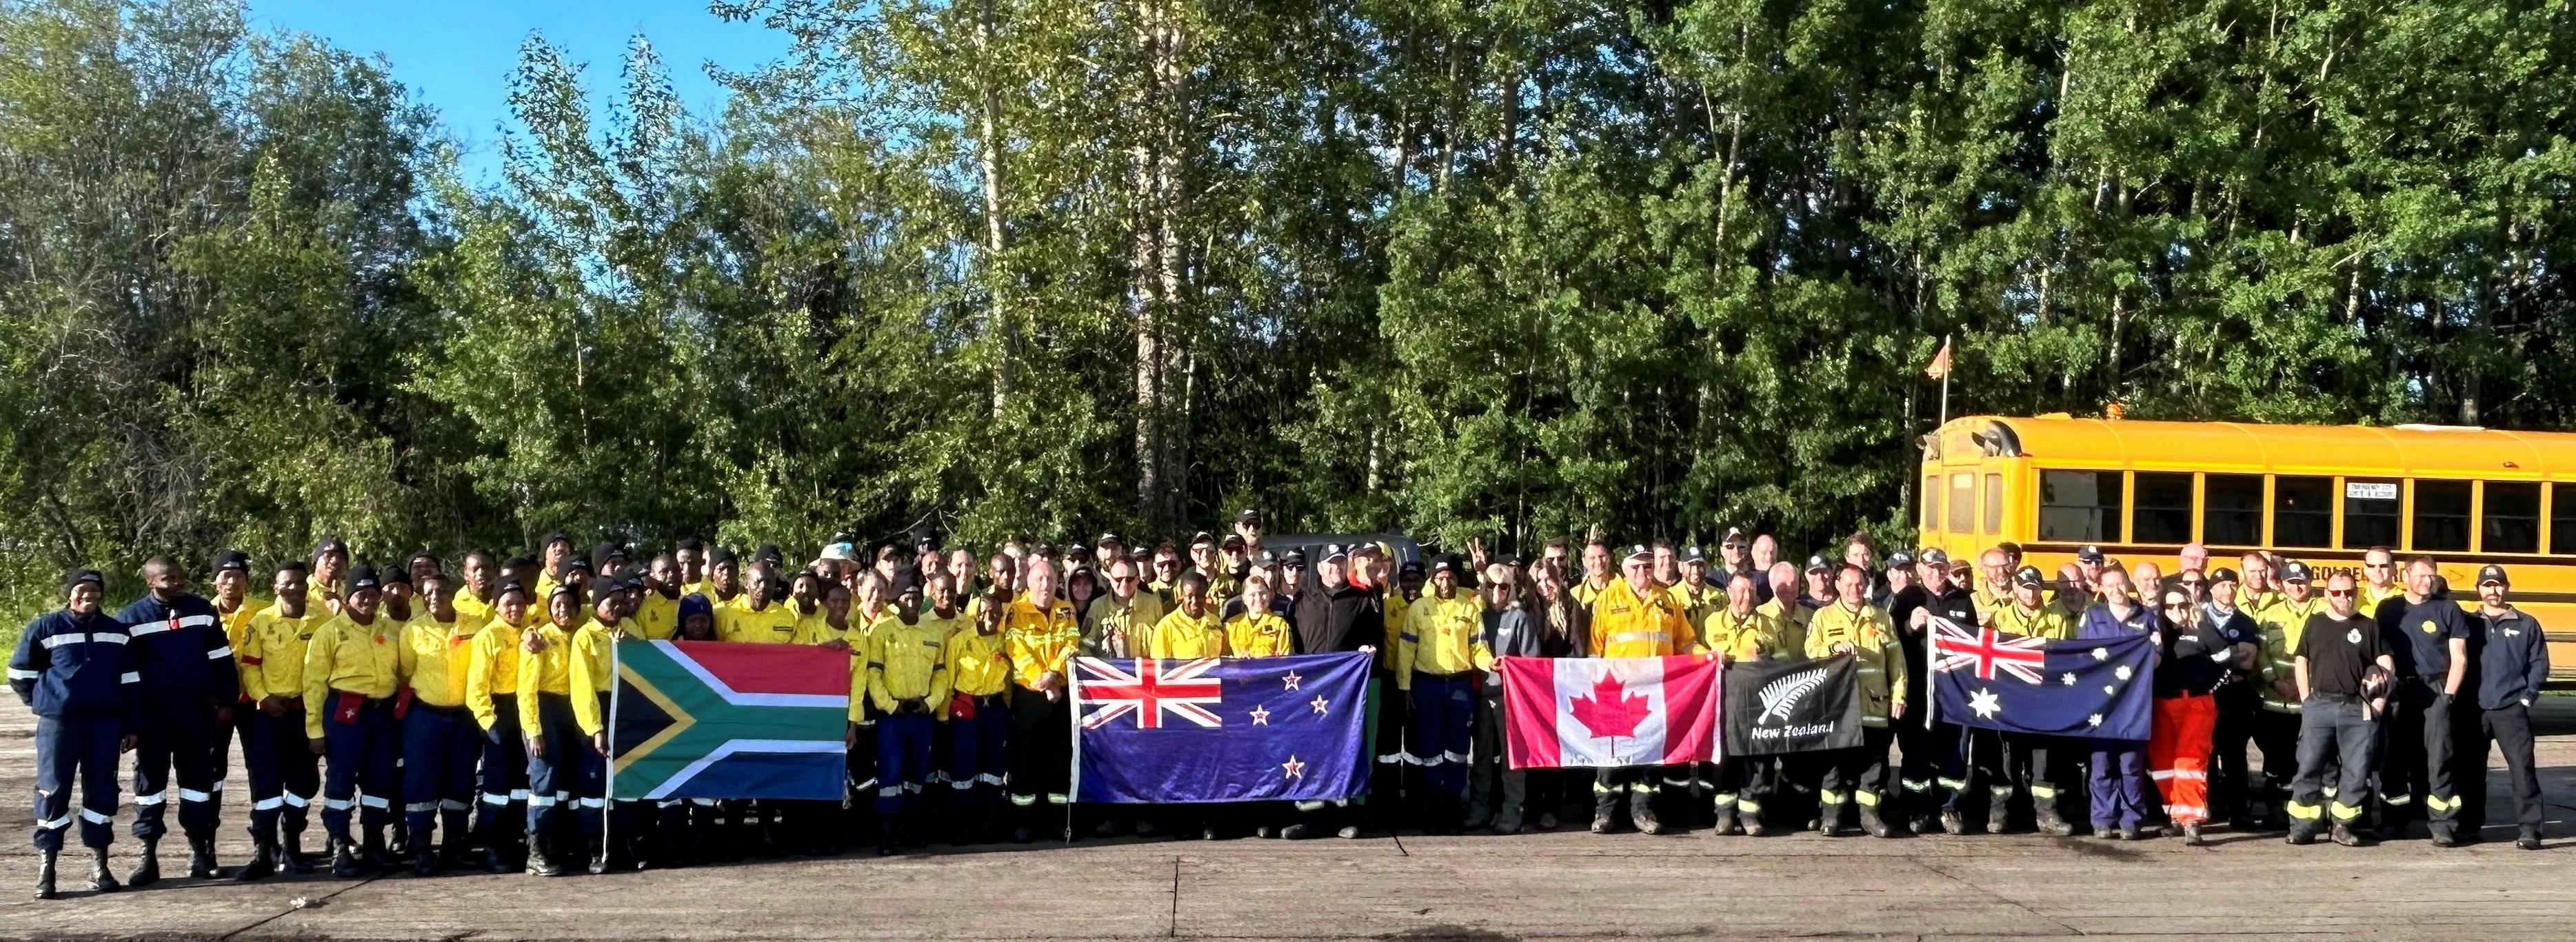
left=1064, top=664, right=1080, bottom=845
left=604, top=637, right=620, bottom=859
left=1936, top=333, right=1951, bottom=428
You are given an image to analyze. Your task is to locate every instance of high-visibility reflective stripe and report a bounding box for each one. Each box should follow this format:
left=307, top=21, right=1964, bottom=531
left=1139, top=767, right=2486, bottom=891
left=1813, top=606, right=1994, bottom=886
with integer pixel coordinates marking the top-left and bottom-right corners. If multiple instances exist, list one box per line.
left=36, top=816, right=70, bottom=830
left=1592, top=781, right=1620, bottom=795
left=1854, top=790, right=1880, bottom=808
left=852, top=778, right=878, bottom=792
left=1662, top=776, right=1693, bottom=789
left=2284, top=801, right=2323, bottom=821
left=2164, top=803, right=2208, bottom=818
left=977, top=773, right=1006, bottom=786
left=323, top=798, right=355, bottom=810
left=134, top=790, right=170, bottom=806
left=405, top=801, right=440, bottom=813
left=1989, top=785, right=2015, bottom=796
left=2426, top=794, right=2459, bottom=812
left=481, top=793, right=510, bottom=806
left=576, top=798, right=605, bottom=809
left=1736, top=799, right=1762, bottom=813
left=359, top=795, right=391, bottom=810
left=509, top=789, right=531, bottom=801
left=121, top=672, right=142, bottom=683
left=690, top=799, right=718, bottom=807
left=1900, top=779, right=1931, bottom=792
left=949, top=779, right=975, bottom=791
left=657, top=800, right=683, bottom=809
left=179, top=788, right=214, bottom=803
left=1045, top=792, right=1069, bottom=804
left=79, top=808, right=113, bottom=824
left=6, top=668, right=37, bottom=680
left=2328, top=801, right=2365, bottom=821
left=1008, top=794, right=1037, bottom=807
left=878, top=786, right=903, bottom=798
left=1820, top=790, right=1846, bottom=803
left=1711, top=793, right=1738, bottom=808
left=1443, top=751, right=1471, bottom=764
left=211, top=779, right=228, bottom=792
left=252, top=797, right=285, bottom=811
left=41, top=633, right=86, bottom=649
left=527, top=795, right=558, bottom=808
left=1414, top=752, right=1445, bottom=766
left=281, top=793, right=310, bottom=808
left=440, top=799, right=472, bottom=811
left=1294, top=800, right=1330, bottom=812
left=903, top=783, right=923, bottom=794
left=2382, top=794, right=2413, bottom=806
left=2029, top=785, right=2057, bottom=799
left=207, top=646, right=234, bottom=660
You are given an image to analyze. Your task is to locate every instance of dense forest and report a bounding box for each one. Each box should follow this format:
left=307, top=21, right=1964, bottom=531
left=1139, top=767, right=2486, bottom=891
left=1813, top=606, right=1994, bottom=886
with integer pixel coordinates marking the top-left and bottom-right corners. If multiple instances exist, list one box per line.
left=3, top=0, right=2571, bottom=617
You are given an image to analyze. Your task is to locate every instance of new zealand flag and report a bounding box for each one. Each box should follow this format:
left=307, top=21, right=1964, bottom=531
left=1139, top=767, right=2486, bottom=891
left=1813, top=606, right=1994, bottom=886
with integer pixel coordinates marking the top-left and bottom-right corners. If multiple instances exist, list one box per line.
left=1928, top=616, right=2155, bottom=739
left=1070, top=652, right=1371, bottom=804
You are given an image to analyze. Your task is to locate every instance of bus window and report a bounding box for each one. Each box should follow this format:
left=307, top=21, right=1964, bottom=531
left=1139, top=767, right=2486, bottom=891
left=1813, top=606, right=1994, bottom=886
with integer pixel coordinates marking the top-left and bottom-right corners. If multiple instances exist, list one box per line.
left=2555, top=483, right=2576, bottom=554
left=2409, top=480, right=2471, bottom=552
left=1948, top=474, right=1975, bottom=533
left=2275, top=476, right=2333, bottom=548
left=1923, top=475, right=1941, bottom=531
left=1982, top=474, right=2003, bottom=534
left=2484, top=481, right=2539, bottom=554
left=2039, top=470, right=2122, bottom=543
left=2132, top=472, right=2193, bottom=545
left=2342, top=478, right=2401, bottom=549
left=2203, top=474, right=2263, bottom=546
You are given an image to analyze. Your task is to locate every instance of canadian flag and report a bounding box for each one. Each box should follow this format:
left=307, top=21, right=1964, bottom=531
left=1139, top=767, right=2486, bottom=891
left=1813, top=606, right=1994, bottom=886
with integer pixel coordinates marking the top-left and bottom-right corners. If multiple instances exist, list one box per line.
left=1500, top=655, right=1722, bottom=770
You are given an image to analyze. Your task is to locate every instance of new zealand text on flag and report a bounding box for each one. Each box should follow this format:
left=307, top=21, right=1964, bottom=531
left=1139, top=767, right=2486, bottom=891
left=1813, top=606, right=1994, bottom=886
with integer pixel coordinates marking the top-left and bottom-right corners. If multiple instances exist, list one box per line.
left=610, top=640, right=851, bottom=801
left=1070, top=652, right=1371, bottom=804
left=1927, top=615, right=2155, bottom=739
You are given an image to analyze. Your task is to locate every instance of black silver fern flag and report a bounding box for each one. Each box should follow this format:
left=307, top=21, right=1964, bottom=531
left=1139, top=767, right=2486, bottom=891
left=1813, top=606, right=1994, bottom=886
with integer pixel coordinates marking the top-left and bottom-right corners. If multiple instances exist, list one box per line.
left=1721, top=654, right=1864, bottom=756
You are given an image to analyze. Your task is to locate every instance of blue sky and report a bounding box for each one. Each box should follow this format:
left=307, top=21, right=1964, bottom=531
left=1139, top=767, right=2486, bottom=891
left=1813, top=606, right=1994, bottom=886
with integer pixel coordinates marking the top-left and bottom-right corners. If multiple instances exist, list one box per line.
left=248, top=0, right=789, bottom=184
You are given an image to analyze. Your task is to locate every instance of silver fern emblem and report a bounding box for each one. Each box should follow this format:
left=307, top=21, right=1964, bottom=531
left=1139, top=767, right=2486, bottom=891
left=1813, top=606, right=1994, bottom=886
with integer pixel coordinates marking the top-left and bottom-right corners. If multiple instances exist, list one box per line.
left=1756, top=667, right=1828, bottom=724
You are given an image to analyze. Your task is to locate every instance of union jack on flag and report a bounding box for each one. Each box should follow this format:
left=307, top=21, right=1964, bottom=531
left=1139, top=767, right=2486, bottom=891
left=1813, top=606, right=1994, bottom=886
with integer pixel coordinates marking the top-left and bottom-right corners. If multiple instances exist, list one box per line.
left=1931, top=616, right=2049, bottom=684
left=1076, top=657, right=1224, bottom=729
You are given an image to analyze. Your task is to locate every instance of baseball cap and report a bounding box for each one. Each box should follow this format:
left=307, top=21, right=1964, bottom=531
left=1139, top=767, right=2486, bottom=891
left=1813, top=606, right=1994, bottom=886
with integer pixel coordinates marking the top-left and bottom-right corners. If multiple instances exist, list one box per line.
left=1680, top=545, right=1707, bottom=564
left=1189, top=531, right=1216, bottom=548
left=1220, top=534, right=1247, bottom=552
left=2281, top=560, right=2312, bottom=583
left=1282, top=549, right=1307, bottom=567
left=547, top=581, right=581, bottom=603
left=2012, top=565, right=2046, bottom=587
left=215, top=550, right=252, bottom=573
left=2477, top=564, right=2508, bottom=586
left=1886, top=551, right=1914, bottom=570
left=818, top=543, right=856, bottom=563
left=1398, top=560, right=1425, bottom=578
left=496, top=580, right=529, bottom=599
left=1625, top=545, right=1653, bottom=563
left=2075, top=544, right=2104, bottom=564
left=2210, top=567, right=2241, bottom=585
left=557, top=557, right=592, bottom=578
left=1320, top=543, right=1349, bottom=563
left=1236, top=508, right=1262, bottom=525
left=1096, top=532, right=1124, bottom=548
left=1919, top=548, right=1949, bottom=566
left=1804, top=554, right=1830, bottom=574
left=1720, top=528, right=1748, bottom=548
left=346, top=566, right=382, bottom=592
left=1429, top=556, right=1459, bottom=576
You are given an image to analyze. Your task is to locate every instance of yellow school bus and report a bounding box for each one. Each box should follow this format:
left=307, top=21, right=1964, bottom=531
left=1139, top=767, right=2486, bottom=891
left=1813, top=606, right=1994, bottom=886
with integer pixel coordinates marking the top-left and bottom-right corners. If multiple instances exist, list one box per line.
left=1917, top=414, right=2576, bottom=683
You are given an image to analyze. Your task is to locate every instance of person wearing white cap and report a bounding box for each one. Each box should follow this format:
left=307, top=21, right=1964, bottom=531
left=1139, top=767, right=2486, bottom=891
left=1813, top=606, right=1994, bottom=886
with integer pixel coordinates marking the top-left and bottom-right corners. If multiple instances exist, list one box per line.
left=1584, top=545, right=1695, bottom=834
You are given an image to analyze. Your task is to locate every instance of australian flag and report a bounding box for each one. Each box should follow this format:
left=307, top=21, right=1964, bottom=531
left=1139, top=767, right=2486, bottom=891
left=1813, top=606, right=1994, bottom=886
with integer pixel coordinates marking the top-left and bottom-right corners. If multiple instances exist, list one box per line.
left=1070, top=652, right=1371, bottom=804
left=1928, top=616, right=2155, bottom=739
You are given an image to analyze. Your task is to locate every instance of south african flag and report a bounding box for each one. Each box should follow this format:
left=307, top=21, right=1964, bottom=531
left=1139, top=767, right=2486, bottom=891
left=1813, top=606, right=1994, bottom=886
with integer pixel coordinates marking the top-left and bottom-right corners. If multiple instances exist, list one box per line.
left=610, top=639, right=851, bottom=801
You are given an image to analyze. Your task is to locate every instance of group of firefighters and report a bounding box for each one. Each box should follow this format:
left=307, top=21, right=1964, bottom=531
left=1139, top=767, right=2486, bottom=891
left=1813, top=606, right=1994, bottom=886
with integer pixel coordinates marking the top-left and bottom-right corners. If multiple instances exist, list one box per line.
left=12, top=508, right=2557, bottom=900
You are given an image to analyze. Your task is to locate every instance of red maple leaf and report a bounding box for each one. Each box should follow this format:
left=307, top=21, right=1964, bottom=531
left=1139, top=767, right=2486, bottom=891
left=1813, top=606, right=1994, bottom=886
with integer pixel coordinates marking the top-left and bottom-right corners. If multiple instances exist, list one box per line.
left=1569, top=669, right=1652, bottom=740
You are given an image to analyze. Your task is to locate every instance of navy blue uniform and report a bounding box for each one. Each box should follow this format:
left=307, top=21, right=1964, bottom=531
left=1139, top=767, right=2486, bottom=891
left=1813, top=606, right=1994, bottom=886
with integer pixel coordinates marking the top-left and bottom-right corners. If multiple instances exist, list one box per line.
left=115, top=594, right=238, bottom=843
left=2377, top=591, right=2473, bottom=835
left=10, top=609, right=141, bottom=851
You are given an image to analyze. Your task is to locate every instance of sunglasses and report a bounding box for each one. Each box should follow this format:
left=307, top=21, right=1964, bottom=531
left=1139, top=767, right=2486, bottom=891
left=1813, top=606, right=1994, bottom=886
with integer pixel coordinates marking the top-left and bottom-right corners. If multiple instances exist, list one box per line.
left=2326, top=590, right=2355, bottom=598
left=2162, top=603, right=2191, bottom=610
left=2180, top=579, right=2202, bottom=587
left=1111, top=575, right=1138, bottom=583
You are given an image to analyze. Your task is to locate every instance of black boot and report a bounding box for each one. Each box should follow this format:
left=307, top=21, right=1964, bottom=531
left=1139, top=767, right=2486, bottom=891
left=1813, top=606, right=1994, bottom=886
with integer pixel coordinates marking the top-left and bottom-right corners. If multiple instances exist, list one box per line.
left=281, top=831, right=316, bottom=874
left=234, top=842, right=276, bottom=882
left=1987, top=788, right=2015, bottom=834
left=1709, top=803, right=1739, bottom=837
left=1591, top=785, right=1621, bottom=834
left=126, top=837, right=161, bottom=887
left=1817, top=801, right=1848, bottom=836
left=32, top=850, right=56, bottom=900
left=1629, top=789, right=1662, bottom=836
left=413, top=841, right=439, bottom=877
left=2033, top=801, right=2074, bottom=837
left=329, top=837, right=359, bottom=878
left=439, top=812, right=472, bottom=869
left=361, top=826, right=394, bottom=874
left=587, top=834, right=610, bottom=875
left=87, top=848, right=119, bottom=893
left=877, top=819, right=898, bottom=857
left=1940, top=809, right=1966, bottom=835
left=1859, top=800, right=1893, bottom=838
left=188, top=836, right=220, bottom=879
left=525, top=834, right=563, bottom=876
